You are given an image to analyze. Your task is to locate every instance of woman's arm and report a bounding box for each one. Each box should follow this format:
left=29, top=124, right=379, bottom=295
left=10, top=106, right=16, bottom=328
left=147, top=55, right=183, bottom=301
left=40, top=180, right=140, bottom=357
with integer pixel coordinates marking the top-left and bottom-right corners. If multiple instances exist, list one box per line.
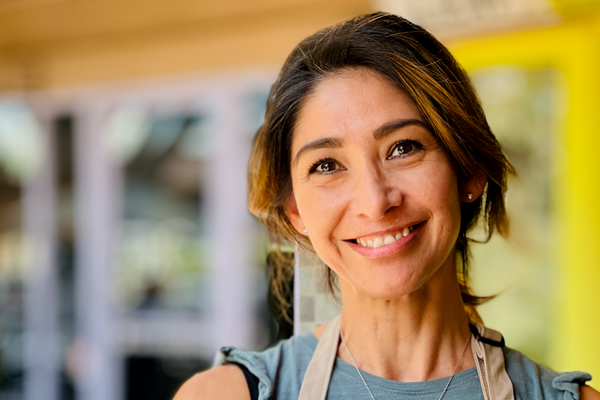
left=172, top=365, right=251, bottom=400
left=581, top=385, right=600, bottom=400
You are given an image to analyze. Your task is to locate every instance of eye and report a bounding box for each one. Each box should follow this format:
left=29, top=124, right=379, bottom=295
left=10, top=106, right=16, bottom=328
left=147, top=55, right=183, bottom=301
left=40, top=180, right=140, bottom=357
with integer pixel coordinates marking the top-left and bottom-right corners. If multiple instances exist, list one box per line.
left=309, top=158, right=339, bottom=174
left=388, top=140, right=422, bottom=159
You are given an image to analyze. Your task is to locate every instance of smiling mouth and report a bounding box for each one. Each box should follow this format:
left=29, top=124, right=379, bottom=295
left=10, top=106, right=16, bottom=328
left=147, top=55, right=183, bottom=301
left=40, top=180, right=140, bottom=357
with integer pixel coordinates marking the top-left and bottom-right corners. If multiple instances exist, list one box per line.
left=346, top=222, right=425, bottom=249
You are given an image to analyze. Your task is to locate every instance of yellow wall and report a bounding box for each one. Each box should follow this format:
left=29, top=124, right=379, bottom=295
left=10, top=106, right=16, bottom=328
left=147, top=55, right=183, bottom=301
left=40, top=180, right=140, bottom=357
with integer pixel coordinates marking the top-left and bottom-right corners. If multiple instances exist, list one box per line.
left=449, top=12, right=600, bottom=387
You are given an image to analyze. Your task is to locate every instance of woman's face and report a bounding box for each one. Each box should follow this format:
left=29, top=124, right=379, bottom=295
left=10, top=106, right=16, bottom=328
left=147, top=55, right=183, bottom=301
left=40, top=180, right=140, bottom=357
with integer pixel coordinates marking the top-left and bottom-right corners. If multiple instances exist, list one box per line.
left=287, top=68, right=473, bottom=300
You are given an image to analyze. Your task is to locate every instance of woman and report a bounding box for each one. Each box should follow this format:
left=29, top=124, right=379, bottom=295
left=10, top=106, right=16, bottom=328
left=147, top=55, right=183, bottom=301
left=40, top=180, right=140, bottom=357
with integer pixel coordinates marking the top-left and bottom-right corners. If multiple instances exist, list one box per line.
left=175, top=13, right=598, bottom=400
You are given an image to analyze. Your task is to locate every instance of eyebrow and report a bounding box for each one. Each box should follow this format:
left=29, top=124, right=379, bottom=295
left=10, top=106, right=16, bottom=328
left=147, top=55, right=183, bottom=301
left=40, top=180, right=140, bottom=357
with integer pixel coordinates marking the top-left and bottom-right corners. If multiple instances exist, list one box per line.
left=293, top=137, right=344, bottom=167
left=373, top=118, right=432, bottom=140
left=293, top=118, right=432, bottom=167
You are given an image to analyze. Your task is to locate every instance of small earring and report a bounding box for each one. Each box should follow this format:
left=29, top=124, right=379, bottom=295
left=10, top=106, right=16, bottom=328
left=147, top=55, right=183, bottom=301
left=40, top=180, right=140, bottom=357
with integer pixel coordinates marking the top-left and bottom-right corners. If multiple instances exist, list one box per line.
left=467, top=193, right=474, bottom=200
left=303, top=229, right=307, bottom=233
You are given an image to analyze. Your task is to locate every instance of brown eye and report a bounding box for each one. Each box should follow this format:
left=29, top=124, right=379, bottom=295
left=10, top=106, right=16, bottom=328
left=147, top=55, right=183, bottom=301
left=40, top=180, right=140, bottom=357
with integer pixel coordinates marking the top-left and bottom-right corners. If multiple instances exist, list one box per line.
left=396, top=143, right=412, bottom=155
left=317, top=161, right=337, bottom=173
left=389, top=140, right=422, bottom=159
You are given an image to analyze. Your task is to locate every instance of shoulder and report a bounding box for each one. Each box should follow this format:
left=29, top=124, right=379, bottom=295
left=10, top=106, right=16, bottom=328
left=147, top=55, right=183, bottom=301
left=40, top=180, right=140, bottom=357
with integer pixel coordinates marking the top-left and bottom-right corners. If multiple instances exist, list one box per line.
left=172, top=364, right=250, bottom=400
left=217, top=333, right=317, bottom=399
left=503, top=347, right=593, bottom=399
left=580, top=385, right=600, bottom=400
left=222, top=331, right=316, bottom=373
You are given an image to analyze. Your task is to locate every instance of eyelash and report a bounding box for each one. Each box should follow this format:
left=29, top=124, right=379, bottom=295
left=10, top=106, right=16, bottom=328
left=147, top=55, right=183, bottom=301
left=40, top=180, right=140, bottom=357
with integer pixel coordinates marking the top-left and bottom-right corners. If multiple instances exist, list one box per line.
left=307, top=139, right=424, bottom=175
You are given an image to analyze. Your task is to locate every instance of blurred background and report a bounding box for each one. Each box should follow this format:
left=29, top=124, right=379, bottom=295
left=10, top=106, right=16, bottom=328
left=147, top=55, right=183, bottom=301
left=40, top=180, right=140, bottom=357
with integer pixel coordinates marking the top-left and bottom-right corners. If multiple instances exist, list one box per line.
left=0, top=0, right=599, bottom=399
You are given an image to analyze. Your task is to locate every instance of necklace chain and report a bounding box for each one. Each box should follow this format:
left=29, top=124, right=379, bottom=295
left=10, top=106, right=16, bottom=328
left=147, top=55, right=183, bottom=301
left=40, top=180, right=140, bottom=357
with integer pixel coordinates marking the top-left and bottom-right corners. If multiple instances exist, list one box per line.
left=339, top=328, right=472, bottom=400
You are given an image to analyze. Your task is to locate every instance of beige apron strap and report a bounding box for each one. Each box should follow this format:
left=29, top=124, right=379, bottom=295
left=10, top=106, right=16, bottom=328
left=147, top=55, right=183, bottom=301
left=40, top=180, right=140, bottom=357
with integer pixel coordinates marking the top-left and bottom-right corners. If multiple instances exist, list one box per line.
left=470, top=324, right=515, bottom=400
left=299, top=318, right=515, bottom=400
left=298, top=315, right=341, bottom=400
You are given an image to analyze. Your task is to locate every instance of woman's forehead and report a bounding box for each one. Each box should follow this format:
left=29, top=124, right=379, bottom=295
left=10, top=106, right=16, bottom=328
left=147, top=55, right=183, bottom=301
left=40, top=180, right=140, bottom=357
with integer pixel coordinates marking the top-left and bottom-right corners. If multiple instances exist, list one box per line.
left=292, top=68, right=424, bottom=149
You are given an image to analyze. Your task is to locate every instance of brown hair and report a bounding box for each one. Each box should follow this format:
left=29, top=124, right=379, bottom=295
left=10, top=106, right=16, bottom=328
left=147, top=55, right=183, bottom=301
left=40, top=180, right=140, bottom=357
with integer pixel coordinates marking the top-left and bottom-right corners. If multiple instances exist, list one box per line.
left=249, top=12, right=513, bottom=323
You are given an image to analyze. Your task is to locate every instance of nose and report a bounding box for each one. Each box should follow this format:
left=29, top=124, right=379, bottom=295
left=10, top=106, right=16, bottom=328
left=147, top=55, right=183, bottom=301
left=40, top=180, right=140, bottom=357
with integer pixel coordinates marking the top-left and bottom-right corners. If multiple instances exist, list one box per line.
left=351, top=164, right=402, bottom=220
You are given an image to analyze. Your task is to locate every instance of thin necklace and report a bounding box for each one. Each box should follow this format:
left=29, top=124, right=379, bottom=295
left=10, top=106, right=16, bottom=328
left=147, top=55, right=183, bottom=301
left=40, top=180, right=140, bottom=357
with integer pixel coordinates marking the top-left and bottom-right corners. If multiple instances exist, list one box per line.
left=339, top=328, right=472, bottom=400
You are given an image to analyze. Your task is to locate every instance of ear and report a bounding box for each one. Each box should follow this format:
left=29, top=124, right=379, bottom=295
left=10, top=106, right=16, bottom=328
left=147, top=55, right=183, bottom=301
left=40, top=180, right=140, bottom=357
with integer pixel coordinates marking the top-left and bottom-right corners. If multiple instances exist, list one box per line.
left=285, top=195, right=307, bottom=235
left=460, top=171, right=487, bottom=203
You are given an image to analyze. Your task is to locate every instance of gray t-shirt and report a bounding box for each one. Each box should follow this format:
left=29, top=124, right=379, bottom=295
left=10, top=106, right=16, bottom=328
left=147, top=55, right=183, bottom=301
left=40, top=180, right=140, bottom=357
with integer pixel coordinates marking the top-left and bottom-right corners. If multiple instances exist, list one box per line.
left=221, top=331, right=591, bottom=400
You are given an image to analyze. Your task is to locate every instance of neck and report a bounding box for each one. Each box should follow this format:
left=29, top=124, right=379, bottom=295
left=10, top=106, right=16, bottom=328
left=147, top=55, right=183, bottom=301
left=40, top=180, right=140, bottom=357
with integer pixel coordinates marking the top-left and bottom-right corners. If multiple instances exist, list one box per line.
left=337, top=257, right=474, bottom=382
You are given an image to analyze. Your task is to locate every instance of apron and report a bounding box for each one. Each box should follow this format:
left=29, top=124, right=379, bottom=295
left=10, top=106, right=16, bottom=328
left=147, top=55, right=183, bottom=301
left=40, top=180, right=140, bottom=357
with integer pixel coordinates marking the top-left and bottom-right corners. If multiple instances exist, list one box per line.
left=298, top=316, right=515, bottom=400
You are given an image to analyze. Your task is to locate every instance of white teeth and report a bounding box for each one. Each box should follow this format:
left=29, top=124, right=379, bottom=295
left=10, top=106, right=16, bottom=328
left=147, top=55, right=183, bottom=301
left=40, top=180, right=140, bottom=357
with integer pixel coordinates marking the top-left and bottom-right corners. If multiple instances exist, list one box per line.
left=355, top=225, right=418, bottom=249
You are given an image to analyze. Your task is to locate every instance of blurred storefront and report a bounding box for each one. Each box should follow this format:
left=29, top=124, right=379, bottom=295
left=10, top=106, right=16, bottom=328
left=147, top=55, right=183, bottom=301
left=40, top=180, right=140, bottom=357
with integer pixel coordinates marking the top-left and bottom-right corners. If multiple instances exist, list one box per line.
left=0, top=2, right=373, bottom=399
left=0, top=1, right=599, bottom=399
left=0, top=73, right=282, bottom=400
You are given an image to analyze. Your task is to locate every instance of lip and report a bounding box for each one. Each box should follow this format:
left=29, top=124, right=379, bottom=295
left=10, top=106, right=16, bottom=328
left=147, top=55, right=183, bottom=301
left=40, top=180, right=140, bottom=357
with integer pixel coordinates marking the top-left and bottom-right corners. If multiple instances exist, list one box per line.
left=345, top=221, right=425, bottom=258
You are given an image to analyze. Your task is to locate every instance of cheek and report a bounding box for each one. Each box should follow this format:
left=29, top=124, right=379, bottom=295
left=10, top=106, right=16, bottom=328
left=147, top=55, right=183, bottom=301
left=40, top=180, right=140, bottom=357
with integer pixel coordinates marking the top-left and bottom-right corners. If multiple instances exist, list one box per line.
left=419, top=153, right=459, bottom=203
left=294, top=186, right=351, bottom=265
left=399, top=160, right=461, bottom=235
left=424, top=167, right=462, bottom=246
left=296, top=185, right=349, bottom=235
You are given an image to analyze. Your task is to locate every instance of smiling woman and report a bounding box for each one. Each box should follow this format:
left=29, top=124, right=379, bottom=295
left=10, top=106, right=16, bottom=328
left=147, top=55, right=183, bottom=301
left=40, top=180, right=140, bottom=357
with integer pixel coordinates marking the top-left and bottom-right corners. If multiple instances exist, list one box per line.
left=173, top=12, right=598, bottom=400
left=287, top=69, right=469, bottom=302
